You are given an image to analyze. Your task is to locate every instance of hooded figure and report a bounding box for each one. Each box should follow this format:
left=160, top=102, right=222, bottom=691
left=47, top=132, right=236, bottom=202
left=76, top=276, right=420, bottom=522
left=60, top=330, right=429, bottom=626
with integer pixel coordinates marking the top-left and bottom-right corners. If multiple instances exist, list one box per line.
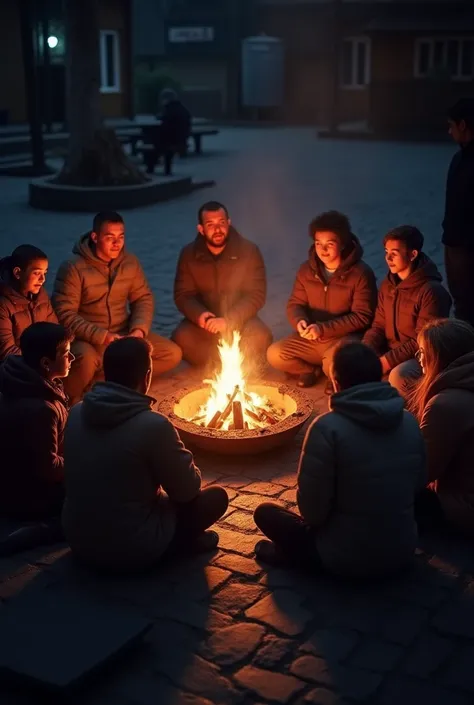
left=419, top=350, right=474, bottom=535
left=62, top=381, right=203, bottom=571
left=297, top=381, right=426, bottom=577
left=0, top=355, right=68, bottom=519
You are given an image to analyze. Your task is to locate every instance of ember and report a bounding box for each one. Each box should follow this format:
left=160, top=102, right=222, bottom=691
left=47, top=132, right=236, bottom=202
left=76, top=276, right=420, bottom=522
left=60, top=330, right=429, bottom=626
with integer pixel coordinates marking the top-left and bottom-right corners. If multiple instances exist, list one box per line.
left=189, top=332, right=285, bottom=431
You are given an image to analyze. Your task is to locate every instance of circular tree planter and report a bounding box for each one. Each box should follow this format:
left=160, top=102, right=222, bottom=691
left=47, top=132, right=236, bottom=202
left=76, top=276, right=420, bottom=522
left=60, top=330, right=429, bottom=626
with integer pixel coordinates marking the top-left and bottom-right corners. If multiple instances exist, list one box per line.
left=29, top=173, right=194, bottom=212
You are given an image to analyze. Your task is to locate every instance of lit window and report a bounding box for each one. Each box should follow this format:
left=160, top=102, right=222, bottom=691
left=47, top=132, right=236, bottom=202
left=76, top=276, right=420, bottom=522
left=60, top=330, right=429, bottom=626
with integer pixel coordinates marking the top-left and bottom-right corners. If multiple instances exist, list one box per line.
left=341, top=38, right=371, bottom=89
left=100, top=30, right=120, bottom=93
left=414, top=38, right=474, bottom=80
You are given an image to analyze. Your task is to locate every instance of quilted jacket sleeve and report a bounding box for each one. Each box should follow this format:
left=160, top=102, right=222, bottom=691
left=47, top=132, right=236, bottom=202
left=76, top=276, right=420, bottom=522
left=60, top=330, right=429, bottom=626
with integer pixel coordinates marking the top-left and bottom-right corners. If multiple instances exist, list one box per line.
left=174, top=249, right=208, bottom=324
left=0, top=303, right=20, bottom=360
left=287, top=266, right=311, bottom=330
left=362, top=287, right=388, bottom=355
left=128, top=259, right=154, bottom=336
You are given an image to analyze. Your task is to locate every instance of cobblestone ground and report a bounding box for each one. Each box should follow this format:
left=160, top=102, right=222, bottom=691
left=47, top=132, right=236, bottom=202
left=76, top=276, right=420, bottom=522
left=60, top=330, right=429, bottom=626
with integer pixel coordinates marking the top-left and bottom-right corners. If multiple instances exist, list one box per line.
left=2, top=130, right=474, bottom=705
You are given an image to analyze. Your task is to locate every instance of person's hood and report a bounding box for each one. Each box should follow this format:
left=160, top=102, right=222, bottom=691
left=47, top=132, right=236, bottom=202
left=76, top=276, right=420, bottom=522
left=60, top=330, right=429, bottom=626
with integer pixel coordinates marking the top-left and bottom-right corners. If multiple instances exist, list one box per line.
left=80, top=381, right=156, bottom=429
left=308, top=234, right=364, bottom=279
left=388, top=253, right=442, bottom=290
left=330, top=381, right=405, bottom=431
left=72, top=233, right=125, bottom=269
left=428, top=350, right=474, bottom=399
left=0, top=355, right=66, bottom=403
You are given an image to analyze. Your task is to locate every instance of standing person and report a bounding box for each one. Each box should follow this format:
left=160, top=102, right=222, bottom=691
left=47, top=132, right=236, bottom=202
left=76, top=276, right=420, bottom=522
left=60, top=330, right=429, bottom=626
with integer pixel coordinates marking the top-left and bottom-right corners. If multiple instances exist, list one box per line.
left=409, top=319, right=474, bottom=537
left=0, top=322, right=73, bottom=520
left=53, top=211, right=181, bottom=405
left=363, top=226, right=451, bottom=399
left=267, top=211, right=377, bottom=388
left=254, top=341, right=426, bottom=578
left=172, top=201, right=272, bottom=369
left=0, top=245, right=57, bottom=363
left=62, top=337, right=228, bottom=573
left=443, top=98, right=474, bottom=326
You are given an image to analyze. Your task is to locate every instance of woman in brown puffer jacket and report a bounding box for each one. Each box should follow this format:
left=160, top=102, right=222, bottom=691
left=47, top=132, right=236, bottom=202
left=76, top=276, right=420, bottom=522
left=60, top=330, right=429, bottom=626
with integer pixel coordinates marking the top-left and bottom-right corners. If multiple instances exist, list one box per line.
left=410, top=318, right=474, bottom=536
left=0, top=244, right=57, bottom=362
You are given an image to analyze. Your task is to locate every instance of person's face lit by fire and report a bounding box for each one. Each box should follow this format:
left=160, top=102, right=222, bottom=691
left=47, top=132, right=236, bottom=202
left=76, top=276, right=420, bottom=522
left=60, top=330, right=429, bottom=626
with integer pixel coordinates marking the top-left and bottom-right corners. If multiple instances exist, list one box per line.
left=198, top=208, right=230, bottom=251
left=41, top=340, right=75, bottom=381
left=13, top=258, right=48, bottom=297
left=314, top=231, right=343, bottom=270
left=91, top=221, right=125, bottom=262
left=384, top=239, right=418, bottom=281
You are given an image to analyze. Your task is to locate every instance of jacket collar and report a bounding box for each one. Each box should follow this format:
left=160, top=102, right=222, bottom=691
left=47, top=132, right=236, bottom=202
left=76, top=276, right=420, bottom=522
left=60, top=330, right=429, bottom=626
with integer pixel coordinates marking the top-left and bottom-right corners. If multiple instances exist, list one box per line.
left=193, top=227, right=243, bottom=262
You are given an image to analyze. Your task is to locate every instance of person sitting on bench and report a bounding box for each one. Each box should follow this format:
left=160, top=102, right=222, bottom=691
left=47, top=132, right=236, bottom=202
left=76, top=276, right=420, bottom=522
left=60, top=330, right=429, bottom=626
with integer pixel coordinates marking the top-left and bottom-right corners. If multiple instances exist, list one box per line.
left=0, top=322, right=73, bottom=520
left=254, top=340, right=426, bottom=578
left=62, top=337, right=229, bottom=573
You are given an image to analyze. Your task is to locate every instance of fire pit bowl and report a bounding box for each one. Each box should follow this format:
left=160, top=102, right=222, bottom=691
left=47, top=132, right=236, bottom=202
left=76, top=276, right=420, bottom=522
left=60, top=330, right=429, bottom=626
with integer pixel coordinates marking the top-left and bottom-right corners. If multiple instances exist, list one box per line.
left=158, top=382, right=314, bottom=455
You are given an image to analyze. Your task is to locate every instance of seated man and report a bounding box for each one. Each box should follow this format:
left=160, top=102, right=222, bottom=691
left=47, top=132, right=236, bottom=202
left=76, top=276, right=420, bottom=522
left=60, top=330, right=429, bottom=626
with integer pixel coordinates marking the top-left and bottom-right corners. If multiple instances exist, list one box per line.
left=254, top=341, right=426, bottom=579
left=172, top=201, right=272, bottom=370
left=0, top=322, right=73, bottom=520
left=267, top=211, right=377, bottom=387
left=0, top=244, right=57, bottom=362
left=363, top=225, right=451, bottom=399
left=53, top=211, right=181, bottom=405
left=62, top=337, right=229, bottom=573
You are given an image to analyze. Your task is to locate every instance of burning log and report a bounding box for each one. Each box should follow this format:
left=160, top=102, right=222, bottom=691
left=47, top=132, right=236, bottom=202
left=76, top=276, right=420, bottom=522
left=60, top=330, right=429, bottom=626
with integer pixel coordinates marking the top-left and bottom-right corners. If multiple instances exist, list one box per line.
left=207, top=385, right=240, bottom=429
left=232, top=401, right=244, bottom=429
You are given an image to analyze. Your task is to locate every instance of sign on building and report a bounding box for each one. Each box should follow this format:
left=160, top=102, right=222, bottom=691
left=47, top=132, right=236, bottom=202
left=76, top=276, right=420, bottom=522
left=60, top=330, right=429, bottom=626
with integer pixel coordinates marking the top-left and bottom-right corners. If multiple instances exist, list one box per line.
left=168, top=27, right=215, bottom=43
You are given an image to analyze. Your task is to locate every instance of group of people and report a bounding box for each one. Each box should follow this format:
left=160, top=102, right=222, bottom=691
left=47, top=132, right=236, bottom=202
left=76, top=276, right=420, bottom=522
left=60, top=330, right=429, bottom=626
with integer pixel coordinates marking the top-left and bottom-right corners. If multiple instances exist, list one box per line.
left=0, top=98, right=473, bottom=577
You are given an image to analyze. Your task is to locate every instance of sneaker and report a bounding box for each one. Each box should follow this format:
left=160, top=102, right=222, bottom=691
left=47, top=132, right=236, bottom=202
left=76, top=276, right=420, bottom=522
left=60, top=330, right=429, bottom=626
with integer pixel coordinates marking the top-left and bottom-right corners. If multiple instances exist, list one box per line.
left=297, top=367, right=322, bottom=388
left=191, top=530, right=219, bottom=554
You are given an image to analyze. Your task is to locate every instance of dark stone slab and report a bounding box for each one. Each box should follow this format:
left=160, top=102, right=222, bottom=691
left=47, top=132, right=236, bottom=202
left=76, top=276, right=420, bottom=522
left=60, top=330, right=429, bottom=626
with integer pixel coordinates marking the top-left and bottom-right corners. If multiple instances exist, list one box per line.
left=0, top=586, right=151, bottom=692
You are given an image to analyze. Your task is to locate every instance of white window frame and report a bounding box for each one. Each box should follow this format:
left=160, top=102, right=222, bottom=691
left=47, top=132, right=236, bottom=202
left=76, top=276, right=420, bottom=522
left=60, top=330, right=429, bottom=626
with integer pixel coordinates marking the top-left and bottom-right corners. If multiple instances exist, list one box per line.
left=414, top=37, right=474, bottom=81
left=100, top=30, right=121, bottom=93
left=341, top=37, right=371, bottom=90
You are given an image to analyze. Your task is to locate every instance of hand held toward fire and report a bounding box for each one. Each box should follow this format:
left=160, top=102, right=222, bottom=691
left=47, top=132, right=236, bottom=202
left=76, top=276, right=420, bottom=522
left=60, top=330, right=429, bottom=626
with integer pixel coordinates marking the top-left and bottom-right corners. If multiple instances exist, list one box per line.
left=380, top=355, right=391, bottom=375
left=301, top=323, right=321, bottom=341
left=297, top=320, right=308, bottom=337
left=104, top=332, right=121, bottom=346
left=206, top=317, right=227, bottom=335
left=129, top=329, right=145, bottom=339
left=198, top=311, right=215, bottom=329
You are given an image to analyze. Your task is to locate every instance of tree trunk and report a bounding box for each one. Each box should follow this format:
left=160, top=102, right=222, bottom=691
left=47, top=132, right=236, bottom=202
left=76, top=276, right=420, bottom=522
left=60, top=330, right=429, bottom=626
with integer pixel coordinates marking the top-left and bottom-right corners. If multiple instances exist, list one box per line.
left=57, top=0, right=146, bottom=186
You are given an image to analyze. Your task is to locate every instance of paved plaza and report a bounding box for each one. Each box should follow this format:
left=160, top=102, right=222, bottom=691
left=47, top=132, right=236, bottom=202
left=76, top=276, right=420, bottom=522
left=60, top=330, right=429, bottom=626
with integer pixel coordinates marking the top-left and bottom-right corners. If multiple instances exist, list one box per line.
left=2, top=129, right=474, bottom=705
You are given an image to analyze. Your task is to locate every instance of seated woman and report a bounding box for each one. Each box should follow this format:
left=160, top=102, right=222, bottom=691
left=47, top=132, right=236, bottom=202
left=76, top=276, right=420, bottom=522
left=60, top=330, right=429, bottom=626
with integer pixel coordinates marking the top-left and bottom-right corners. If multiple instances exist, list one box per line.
left=267, top=211, right=377, bottom=388
left=255, top=341, right=426, bottom=578
left=0, top=245, right=57, bottom=363
left=409, top=318, right=474, bottom=536
left=0, top=322, right=73, bottom=520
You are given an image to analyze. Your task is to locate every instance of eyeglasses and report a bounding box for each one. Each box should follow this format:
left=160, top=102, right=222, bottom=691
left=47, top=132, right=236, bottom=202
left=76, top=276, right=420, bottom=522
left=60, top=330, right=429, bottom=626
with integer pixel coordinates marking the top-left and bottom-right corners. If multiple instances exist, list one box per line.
left=415, top=348, right=424, bottom=363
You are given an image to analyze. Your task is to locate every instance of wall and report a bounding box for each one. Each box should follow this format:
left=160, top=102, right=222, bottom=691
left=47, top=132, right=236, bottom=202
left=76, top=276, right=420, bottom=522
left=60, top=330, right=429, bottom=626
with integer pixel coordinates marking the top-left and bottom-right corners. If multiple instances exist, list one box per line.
left=99, top=0, right=132, bottom=118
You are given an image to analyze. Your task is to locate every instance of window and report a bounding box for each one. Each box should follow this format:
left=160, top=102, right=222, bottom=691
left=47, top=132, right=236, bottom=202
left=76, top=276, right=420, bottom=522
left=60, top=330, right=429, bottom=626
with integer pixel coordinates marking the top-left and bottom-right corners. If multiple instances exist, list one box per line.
left=341, top=38, right=371, bottom=89
left=100, top=30, right=120, bottom=93
left=414, top=38, right=474, bottom=80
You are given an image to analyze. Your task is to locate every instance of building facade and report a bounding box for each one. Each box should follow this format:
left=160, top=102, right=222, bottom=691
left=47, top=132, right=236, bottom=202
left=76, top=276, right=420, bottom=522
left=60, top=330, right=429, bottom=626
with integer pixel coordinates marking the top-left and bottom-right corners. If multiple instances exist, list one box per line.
left=0, top=0, right=133, bottom=126
left=258, top=0, right=474, bottom=135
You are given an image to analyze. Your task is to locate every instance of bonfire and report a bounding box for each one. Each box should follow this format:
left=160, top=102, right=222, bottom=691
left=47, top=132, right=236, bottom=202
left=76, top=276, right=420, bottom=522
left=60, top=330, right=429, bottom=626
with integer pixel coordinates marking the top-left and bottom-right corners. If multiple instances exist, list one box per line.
left=190, top=332, right=285, bottom=431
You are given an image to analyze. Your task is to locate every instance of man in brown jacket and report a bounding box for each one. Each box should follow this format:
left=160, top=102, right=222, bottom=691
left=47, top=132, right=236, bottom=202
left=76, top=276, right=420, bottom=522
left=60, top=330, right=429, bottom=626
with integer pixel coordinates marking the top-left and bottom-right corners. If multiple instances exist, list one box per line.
left=267, top=211, right=377, bottom=387
left=363, top=226, right=451, bottom=399
left=172, top=201, right=272, bottom=367
left=53, top=211, right=181, bottom=404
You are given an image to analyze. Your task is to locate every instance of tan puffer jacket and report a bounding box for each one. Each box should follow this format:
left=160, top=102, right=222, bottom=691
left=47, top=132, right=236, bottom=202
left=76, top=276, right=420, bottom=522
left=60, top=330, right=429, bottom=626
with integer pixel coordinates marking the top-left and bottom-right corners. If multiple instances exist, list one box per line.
left=52, top=234, right=154, bottom=346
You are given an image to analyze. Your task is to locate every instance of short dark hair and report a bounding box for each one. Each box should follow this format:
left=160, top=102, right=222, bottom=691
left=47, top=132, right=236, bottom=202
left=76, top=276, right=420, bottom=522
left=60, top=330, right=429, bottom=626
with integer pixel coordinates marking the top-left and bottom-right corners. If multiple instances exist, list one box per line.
left=448, top=98, right=474, bottom=131
left=103, top=337, right=153, bottom=390
left=383, top=225, right=424, bottom=252
left=92, top=211, right=124, bottom=235
left=331, top=340, right=382, bottom=391
left=20, top=322, right=72, bottom=371
left=309, top=211, right=352, bottom=249
left=8, top=244, right=48, bottom=272
left=198, top=201, right=229, bottom=225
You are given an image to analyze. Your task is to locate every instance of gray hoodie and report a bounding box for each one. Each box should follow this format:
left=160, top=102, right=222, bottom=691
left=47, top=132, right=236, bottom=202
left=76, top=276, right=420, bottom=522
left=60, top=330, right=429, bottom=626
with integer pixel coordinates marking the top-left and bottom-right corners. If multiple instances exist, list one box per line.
left=297, top=381, right=426, bottom=578
left=62, top=382, right=201, bottom=570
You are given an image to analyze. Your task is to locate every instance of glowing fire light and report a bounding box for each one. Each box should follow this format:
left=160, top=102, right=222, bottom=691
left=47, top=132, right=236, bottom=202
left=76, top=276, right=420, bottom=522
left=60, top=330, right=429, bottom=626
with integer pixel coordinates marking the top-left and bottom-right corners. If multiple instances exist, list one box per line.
left=195, top=331, right=284, bottom=431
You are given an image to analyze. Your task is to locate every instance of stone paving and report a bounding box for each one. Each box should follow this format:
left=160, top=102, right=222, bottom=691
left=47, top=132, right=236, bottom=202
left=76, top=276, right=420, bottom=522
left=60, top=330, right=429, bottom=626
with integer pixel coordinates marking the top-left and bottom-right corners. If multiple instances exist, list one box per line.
left=1, top=129, right=474, bottom=705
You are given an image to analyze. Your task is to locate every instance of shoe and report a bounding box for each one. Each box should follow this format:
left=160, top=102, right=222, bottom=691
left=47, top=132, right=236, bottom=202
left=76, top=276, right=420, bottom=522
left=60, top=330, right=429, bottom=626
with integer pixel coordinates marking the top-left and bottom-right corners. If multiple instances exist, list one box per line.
left=297, top=367, right=321, bottom=388
left=255, top=539, right=286, bottom=566
left=192, top=530, right=219, bottom=554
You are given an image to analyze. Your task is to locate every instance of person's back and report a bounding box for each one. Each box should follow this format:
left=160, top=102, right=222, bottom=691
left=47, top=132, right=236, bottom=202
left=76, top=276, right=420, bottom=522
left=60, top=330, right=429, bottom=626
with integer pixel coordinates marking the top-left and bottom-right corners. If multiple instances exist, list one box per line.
left=302, top=381, right=424, bottom=577
left=0, top=323, right=72, bottom=519
left=63, top=337, right=227, bottom=572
